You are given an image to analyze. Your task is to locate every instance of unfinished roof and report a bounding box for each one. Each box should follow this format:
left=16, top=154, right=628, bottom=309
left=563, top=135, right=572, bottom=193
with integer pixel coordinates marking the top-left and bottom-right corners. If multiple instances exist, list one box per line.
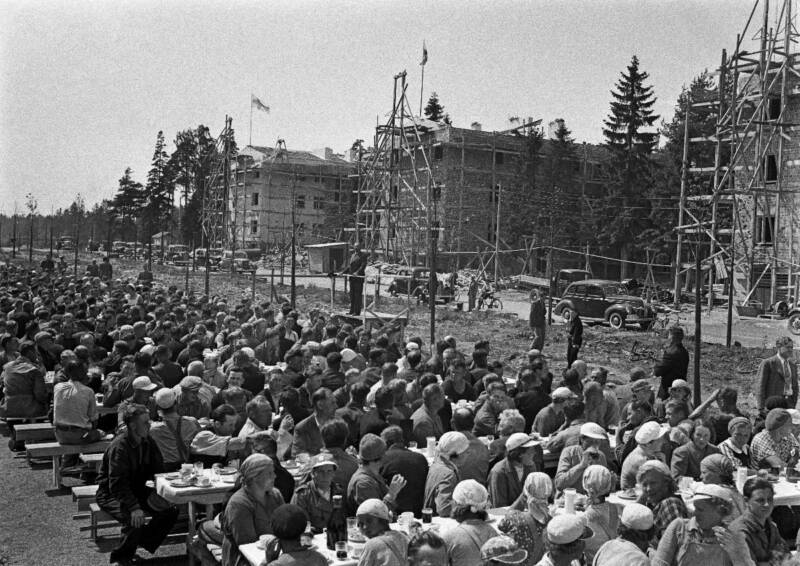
left=241, top=145, right=350, bottom=166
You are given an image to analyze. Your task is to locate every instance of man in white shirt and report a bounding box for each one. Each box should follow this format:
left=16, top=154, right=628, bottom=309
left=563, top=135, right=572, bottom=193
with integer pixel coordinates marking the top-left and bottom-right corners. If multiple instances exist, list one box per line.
left=53, top=360, right=104, bottom=444
left=190, top=403, right=246, bottom=465
left=237, top=395, right=273, bottom=440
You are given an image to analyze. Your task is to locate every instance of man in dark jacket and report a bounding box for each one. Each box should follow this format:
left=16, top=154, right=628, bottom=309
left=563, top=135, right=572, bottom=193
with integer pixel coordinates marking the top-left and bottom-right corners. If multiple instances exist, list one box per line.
left=757, top=336, right=798, bottom=410
left=653, top=326, right=690, bottom=400
left=379, top=426, right=428, bottom=516
left=529, top=289, right=547, bottom=351
left=566, top=310, right=583, bottom=367
left=345, top=247, right=366, bottom=315
left=96, top=404, right=178, bottom=566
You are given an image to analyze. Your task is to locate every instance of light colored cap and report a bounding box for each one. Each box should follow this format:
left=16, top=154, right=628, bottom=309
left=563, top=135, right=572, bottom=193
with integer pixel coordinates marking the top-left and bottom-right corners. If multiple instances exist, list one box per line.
left=669, top=379, right=690, bottom=392
left=132, top=375, right=158, bottom=391
left=311, top=452, right=338, bottom=470
left=579, top=422, right=607, bottom=440
left=241, top=347, right=255, bottom=359
left=620, top=503, right=654, bottom=530
left=506, top=432, right=538, bottom=452
left=140, top=344, right=155, bottom=356
left=438, top=431, right=470, bottom=456
left=523, top=472, right=553, bottom=501
left=480, top=536, right=528, bottom=564
left=630, top=379, right=652, bottom=392
left=690, top=483, right=734, bottom=504
left=154, top=387, right=176, bottom=409
left=582, top=465, right=615, bottom=497
left=356, top=498, right=390, bottom=521
left=405, top=342, right=420, bottom=351
left=179, top=375, right=203, bottom=391
left=546, top=514, right=593, bottom=545
left=551, top=387, right=576, bottom=400
left=340, top=348, right=358, bottom=362
left=635, top=421, right=667, bottom=444
left=453, top=479, right=489, bottom=511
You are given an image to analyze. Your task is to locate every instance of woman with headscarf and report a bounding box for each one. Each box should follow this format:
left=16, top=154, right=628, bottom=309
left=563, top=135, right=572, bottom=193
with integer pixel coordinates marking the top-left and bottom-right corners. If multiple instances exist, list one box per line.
left=441, top=480, right=499, bottom=566
left=699, top=454, right=745, bottom=520
left=728, top=477, right=790, bottom=566
left=221, top=454, right=285, bottom=566
left=652, top=484, right=752, bottom=566
left=718, top=417, right=754, bottom=474
left=750, top=408, right=800, bottom=471
left=581, top=465, right=619, bottom=563
left=497, top=472, right=553, bottom=565
left=636, top=460, right=688, bottom=546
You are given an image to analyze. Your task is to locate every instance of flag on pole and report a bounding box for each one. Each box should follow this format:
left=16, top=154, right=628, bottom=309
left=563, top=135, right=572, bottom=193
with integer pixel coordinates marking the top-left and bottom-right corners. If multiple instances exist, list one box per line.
left=420, top=41, right=428, bottom=66
left=251, top=94, right=270, bottom=113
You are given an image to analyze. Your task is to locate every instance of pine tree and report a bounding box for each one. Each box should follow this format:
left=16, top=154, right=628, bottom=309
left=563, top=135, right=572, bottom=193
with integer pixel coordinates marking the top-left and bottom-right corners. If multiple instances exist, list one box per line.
left=142, top=131, right=173, bottom=246
left=598, top=55, right=660, bottom=277
left=424, top=92, right=449, bottom=123
left=110, top=167, right=144, bottom=240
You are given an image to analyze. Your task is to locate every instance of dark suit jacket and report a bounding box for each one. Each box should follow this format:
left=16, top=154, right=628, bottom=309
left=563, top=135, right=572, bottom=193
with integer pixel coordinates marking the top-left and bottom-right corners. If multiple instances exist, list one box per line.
left=758, top=354, right=798, bottom=409
left=380, top=445, right=429, bottom=515
left=654, top=343, right=690, bottom=396
left=292, top=414, right=322, bottom=457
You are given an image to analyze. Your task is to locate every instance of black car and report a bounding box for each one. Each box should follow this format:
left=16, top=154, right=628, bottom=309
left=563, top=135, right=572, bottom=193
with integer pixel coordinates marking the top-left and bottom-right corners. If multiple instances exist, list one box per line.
left=554, top=279, right=655, bottom=330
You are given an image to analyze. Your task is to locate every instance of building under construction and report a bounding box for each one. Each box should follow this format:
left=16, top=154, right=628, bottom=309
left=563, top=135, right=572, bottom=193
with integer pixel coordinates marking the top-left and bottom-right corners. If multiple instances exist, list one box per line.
left=352, top=72, right=610, bottom=275
left=681, top=0, right=800, bottom=313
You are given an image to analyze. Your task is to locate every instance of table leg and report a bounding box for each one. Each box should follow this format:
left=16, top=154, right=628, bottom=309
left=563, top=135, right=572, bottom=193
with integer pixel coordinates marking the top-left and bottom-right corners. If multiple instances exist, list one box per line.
left=52, top=455, right=61, bottom=488
left=187, top=501, right=196, bottom=566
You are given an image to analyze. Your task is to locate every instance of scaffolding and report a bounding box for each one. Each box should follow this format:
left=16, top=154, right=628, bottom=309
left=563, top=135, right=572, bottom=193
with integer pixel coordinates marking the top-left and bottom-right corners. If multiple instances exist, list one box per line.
left=350, top=72, right=440, bottom=266
left=678, top=0, right=800, bottom=313
left=201, top=116, right=235, bottom=250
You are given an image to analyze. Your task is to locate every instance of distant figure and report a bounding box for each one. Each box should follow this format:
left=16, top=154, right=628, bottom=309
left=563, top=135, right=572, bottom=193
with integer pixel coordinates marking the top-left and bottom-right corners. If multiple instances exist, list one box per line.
left=40, top=254, right=55, bottom=272
left=757, top=336, right=798, bottom=411
left=566, top=310, right=583, bottom=367
left=529, top=289, right=546, bottom=351
left=99, top=256, right=113, bottom=281
left=654, top=326, right=690, bottom=400
left=86, top=259, right=100, bottom=277
left=345, top=246, right=366, bottom=316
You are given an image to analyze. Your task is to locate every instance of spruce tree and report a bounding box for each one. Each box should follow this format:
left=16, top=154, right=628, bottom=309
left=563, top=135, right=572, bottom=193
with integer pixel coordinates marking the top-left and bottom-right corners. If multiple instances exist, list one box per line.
left=424, top=92, right=449, bottom=123
left=110, top=167, right=144, bottom=240
left=143, top=131, right=172, bottom=247
left=598, top=55, right=660, bottom=277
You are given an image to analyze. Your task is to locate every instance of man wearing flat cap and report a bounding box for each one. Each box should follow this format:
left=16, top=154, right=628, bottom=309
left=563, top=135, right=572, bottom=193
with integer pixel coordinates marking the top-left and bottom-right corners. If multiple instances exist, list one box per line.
left=757, top=336, right=798, bottom=411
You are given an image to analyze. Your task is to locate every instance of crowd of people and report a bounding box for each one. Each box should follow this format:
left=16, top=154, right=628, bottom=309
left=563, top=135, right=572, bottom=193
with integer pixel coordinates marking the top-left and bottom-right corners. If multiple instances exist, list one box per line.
left=1, top=260, right=799, bottom=566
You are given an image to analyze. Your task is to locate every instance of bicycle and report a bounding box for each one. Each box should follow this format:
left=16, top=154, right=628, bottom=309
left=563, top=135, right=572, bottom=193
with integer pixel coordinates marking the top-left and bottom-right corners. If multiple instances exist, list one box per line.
left=625, top=340, right=659, bottom=362
left=650, top=309, right=681, bottom=334
left=735, top=357, right=765, bottom=374
left=476, top=289, right=503, bottom=310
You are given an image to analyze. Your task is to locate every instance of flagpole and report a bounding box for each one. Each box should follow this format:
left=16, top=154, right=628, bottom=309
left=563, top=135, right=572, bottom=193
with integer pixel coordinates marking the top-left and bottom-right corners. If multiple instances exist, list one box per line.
left=249, top=95, right=253, bottom=147
left=419, top=64, right=425, bottom=116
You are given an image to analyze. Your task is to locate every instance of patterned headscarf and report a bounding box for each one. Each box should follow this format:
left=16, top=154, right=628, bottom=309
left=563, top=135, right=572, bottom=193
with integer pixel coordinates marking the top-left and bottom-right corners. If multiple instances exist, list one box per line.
left=700, top=454, right=735, bottom=485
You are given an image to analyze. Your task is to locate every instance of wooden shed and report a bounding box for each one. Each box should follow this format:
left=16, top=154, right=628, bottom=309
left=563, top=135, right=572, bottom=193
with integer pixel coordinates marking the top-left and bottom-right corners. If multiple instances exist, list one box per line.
left=305, top=242, right=348, bottom=274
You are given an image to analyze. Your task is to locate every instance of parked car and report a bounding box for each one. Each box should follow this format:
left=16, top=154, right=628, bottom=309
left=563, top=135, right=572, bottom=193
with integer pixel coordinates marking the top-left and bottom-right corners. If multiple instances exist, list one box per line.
left=166, top=244, right=190, bottom=265
left=513, top=269, right=591, bottom=299
left=387, top=266, right=453, bottom=304
left=554, top=279, right=655, bottom=330
left=788, top=307, right=800, bottom=336
left=218, top=250, right=255, bottom=273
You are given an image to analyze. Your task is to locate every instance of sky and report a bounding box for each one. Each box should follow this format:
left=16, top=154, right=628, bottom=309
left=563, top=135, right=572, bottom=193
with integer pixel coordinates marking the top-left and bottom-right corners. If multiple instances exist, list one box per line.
left=0, top=0, right=765, bottom=214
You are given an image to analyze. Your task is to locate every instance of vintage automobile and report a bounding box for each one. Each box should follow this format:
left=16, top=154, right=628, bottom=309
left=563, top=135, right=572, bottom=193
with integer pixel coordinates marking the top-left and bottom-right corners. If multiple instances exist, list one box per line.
left=387, top=266, right=454, bottom=304
left=218, top=250, right=255, bottom=273
left=554, top=279, right=655, bottom=330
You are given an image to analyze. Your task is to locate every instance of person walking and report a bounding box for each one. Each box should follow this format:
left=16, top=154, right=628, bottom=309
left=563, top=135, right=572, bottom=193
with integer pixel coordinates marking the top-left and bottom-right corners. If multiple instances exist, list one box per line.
left=566, top=310, right=582, bottom=368
left=529, top=289, right=546, bottom=352
left=654, top=327, right=690, bottom=400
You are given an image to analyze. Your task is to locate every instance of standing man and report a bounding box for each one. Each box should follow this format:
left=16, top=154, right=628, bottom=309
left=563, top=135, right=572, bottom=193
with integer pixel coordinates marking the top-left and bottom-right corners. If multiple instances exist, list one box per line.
left=757, top=336, right=798, bottom=411
left=653, top=326, right=690, bottom=400
left=99, top=256, right=113, bottom=282
left=96, top=404, right=178, bottom=566
left=345, top=245, right=366, bottom=316
left=529, top=288, right=546, bottom=352
left=566, top=309, right=583, bottom=367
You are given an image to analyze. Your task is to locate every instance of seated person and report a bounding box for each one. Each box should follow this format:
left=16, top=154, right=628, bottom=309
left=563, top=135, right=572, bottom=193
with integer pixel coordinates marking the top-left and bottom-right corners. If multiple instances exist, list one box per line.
left=221, top=454, right=285, bottom=566
left=488, top=433, right=539, bottom=508
left=149, top=388, right=201, bottom=472
left=488, top=409, right=526, bottom=466
left=751, top=408, right=800, bottom=471
left=95, top=404, right=178, bottom=566
left=264, top=504, right=328, bottom=566
left=190, top=404, right=247, bottom=466
left=238, top=395, right=273, bottom=439
left=410, top=383, right=446, bottom=445
left=670, top=421, right=719, bottom=480
left=53, top=359, right=105, bottom=445
left=291, top=452, right=342, bottom=533
left=355, top=499, right=408, bottom=566
left=718, top=417, right=754, bottom=473
left=620, top=422, right=666, bottom=490
left=555, top=423, right=610, bottom=495
left=0, top=342, right=48, bottom=419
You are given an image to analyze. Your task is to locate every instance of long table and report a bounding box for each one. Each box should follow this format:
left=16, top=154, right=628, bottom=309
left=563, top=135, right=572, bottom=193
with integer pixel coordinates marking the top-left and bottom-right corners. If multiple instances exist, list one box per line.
left=239, top=510, right=508, bottom=566
left=155, top=472, right=236, bottom=566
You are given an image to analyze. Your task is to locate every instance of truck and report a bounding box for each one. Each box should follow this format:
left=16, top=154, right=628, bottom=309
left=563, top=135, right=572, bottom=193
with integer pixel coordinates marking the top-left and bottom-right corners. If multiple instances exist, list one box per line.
left=512, top=269, right=592, bottom=299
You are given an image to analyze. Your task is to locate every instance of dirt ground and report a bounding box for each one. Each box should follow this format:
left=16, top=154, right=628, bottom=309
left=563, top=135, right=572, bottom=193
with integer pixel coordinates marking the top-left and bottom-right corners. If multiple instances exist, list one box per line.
left=0, top=253, right=776, bottom=565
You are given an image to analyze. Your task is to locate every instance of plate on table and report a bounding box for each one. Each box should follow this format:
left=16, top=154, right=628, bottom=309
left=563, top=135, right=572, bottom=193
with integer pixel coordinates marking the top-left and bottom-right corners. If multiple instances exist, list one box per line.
left=616, top=490, right=638, bottom=500
left=170, top=478, right=195, bottom=488
left=217, top=467, right=238, bottom=475
left=164, top=472, right=181, bottom=480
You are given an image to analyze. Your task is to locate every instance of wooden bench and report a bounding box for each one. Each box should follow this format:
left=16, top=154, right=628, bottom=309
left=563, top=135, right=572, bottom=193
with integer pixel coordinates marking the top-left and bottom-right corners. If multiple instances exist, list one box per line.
left=79, top=452, right=103, bottom=472
left=2, top=416, right=50, bottom=450
left=89, top=503, right=120, bottom=541
left=14, top=423, right=55, bottom=444
left=26, top=440, right=111, bottom=487
left=72, top=485, right=99, bottom=512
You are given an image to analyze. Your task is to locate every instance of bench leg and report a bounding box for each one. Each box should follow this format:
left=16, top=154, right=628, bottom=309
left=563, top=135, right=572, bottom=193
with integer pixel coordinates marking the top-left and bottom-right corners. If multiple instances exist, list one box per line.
left=91, top=511, right=98, bottom=541
left=187, top=501, right=196, bottom=566
left=52, top=455, right=61, bottom=488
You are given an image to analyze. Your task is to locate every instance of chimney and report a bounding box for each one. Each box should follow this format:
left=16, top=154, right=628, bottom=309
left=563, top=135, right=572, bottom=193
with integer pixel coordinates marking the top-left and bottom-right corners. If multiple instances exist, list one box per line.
left=471, top=121, right=482, bottom=131
left=548, top=118, right=565, bottom=139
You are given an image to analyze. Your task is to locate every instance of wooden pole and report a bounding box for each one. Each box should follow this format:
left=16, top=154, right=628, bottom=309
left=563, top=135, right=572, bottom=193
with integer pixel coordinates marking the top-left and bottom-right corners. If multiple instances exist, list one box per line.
left=28, top=215, right=33, bottom=263
left=428, top=177, right=436, bottom=347
left=674, top=97, right=691, bottom=309
left=74, top=221, right=80, bottom=276
left=11, top=214, right=16, bottom=258
left=492, top=133, right=499, bottom=283
left=708, top=49, right=728, bottom=310
left=251, top=267, right=256, bottom=301
left=693, top=239, right=702, bottom=407
left=726, top=198, right=736, bottom=347
left=290, top=170, right=296, bottom=308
